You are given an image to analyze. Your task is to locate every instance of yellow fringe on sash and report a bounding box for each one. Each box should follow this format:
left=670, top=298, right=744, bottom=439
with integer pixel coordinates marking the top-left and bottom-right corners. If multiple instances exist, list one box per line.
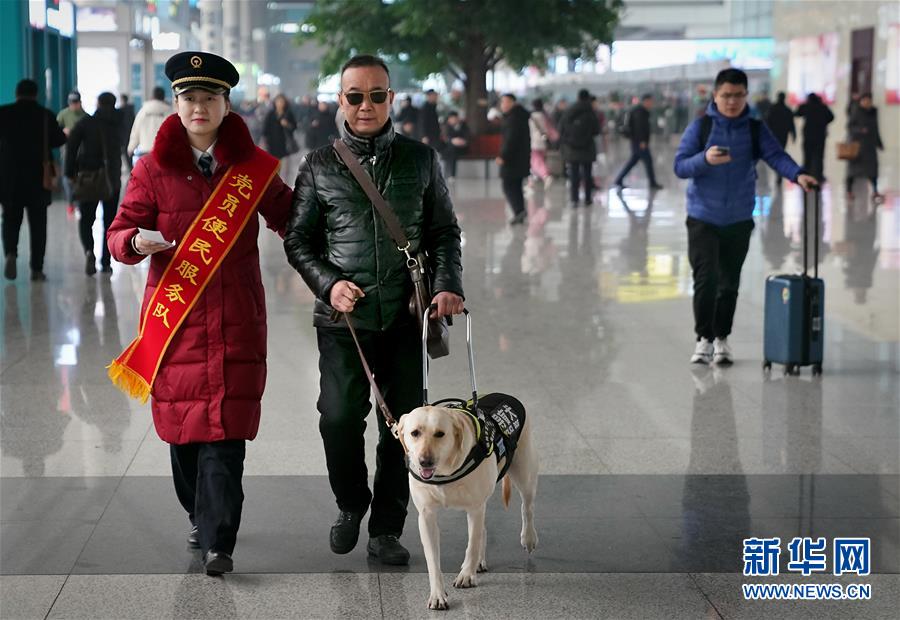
left=107, top=360, right=151, bottom=403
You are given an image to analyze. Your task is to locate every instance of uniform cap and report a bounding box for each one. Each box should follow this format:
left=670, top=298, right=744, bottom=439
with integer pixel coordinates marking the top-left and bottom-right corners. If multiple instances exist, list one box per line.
left=165, top=51, right=239, bottom=95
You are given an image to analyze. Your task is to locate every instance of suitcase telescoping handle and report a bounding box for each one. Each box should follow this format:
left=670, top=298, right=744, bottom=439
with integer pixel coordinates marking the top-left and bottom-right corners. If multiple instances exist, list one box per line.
left=802, top=186, right=820, bottom=279
left=422, top=305, right=478, bottom=408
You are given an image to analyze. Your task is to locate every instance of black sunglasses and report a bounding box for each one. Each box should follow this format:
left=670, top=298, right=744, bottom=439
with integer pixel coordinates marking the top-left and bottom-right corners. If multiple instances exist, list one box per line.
left=343, top=89, right=390, bottom=106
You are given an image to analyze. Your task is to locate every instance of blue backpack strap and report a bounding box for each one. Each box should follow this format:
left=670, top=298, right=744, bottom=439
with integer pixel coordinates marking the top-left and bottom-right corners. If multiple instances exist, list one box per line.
left=699, top=114, right=761, bottom=159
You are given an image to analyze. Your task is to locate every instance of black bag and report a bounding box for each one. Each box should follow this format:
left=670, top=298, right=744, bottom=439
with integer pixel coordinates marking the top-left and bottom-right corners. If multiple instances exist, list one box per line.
left=284, top=128, right=300, bottom=155
left=72, top=123, right=112, bottom=202
left=332, top=139, right=450, bottom=358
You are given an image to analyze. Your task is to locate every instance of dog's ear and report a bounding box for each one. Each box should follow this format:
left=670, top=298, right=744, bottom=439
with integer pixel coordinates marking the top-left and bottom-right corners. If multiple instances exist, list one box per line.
left=396, top=414, right=409, bottom=454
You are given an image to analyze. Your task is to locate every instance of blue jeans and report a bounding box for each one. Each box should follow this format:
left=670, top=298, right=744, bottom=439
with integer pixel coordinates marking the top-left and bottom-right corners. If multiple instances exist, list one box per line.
left=614, top=144, right=657, bottom=186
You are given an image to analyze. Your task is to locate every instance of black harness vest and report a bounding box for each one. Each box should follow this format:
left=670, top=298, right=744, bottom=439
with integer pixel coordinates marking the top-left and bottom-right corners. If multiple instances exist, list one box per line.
left=408, top=393, right=526, bottom=485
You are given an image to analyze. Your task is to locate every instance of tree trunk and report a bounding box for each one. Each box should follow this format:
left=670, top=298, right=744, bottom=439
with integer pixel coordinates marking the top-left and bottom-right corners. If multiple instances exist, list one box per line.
left=461, top=49, right=489, bottom=136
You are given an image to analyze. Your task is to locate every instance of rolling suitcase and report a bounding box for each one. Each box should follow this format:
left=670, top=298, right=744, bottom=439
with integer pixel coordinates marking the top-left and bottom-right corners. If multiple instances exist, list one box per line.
left=763, top=187, right=824, bottom=376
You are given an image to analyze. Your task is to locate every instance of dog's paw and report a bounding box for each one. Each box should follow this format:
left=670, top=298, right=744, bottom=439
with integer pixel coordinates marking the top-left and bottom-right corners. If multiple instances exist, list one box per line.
left=427, top=591, right=449, bottom=610
left=477, top=560, right=488, bottom=573
left=521, top=527, right=539, bottom=553
left=453, top=572, right=477, bottom=588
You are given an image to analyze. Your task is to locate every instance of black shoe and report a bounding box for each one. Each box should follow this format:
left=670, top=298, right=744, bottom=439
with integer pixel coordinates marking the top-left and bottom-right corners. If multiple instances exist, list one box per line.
left=508, top=212, right=527, bottom=225
left=85, top=251, right=96, bottom=276
left=4, top=255, right=15, bottom=280
left=614, top=182, right=626, bottom=190
left=187, top=525, right=200, bottom=549
left=650, top=183, right=663, bottom=190
left=30, top=271, right=46, bottom=282
left=100, top=264, right=113, bottom=274
left=367, top=535, right=410, bottom=566
left=569, top=201, right=580, bottom=209
left=330, top=510, right=363, bottom=554
left=204, top=551, right=233, bottom=576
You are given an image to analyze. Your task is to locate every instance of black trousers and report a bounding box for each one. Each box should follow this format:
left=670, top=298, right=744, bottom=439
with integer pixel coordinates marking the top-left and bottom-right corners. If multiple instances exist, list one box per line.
left=803, top=144, right=825, bottom=182
left=170, top=440, right=246, bottom=555
left=316, top=323, right=422, bottom=537
left=686, top=217, right=754, bottom=341
left=846, top=176, right=878, bottom=195
left=567, top=160, right=594, bottom=204
left=441, top=146, right=464, bottom=178
left=501, top=175, right=526, bottom=216
left=77, top=185, right=120, bottom=267
left=614, top=144, right=657, bottom=186
left=1, top=202, right=47, bottom=271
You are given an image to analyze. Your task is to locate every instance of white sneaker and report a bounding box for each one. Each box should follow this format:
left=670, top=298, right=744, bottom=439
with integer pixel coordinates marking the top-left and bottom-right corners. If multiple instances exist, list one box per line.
left=690, top=338, right=713, bottom=364
left=713, top=337, right=733, bottom=365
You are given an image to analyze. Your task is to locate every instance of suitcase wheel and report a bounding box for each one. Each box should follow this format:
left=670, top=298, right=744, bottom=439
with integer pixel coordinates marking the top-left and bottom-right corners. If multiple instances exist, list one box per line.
left=812, top=364, right=823, bottom=376
left=762, top=360, right=772, bottom=373
left=784, top=364, right=800, bottom=376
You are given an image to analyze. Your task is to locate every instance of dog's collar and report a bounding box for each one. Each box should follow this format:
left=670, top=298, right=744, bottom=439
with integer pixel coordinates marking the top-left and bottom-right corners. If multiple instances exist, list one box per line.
left=407, top=406, right=492, bottom=486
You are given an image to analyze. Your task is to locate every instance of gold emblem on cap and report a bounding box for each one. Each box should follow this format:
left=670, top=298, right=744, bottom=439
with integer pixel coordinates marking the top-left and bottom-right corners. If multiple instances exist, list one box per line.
left=190, top=56, right=203, bottom=69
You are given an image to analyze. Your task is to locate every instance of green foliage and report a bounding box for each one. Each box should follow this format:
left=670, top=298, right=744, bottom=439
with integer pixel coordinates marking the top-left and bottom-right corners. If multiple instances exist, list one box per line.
left=301, top=0, right=623, bottom=82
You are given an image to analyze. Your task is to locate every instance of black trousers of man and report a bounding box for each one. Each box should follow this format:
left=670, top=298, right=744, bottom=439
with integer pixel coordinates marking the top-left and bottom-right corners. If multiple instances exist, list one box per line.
left=171, top=440, right=246, bottom=555
left=686, top=217, right=754, bottom=341
left=614, top=143, right=658, bottom=187
left=316, top=322, right=422, bottom=537
left=2, top=202, right=47, bottom=273
left=77, top=184, right=120, bottom=268
left=567, top=160, right=594, bottom=205
left=501, top=175, right=526, bottom=217
left=441, top=145, right=464, bottom=179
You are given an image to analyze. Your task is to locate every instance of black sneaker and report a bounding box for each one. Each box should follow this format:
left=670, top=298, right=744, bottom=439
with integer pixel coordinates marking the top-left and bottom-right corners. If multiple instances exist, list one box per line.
left=330, top=510, right=363, bottom=554
left=204, top=550, right=233, bottom=576
left=4, top=255, right=15, bottom=280
left=85, top=251, right=96, bottom=276
left=30, top=271, right=46, bottom=282
left=650, top=183, right=664, bottom=190
left=100, top=264, right=113, bottom=274
left=187, top=525, right=200, bottom=549
left=367, top=535, right=410, bottom=566
left=508, top=212, right=527, bottom=226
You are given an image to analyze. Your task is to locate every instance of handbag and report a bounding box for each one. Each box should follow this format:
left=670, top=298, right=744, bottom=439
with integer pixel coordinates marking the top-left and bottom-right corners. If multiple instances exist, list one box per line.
left=72, top=123, right=112, bottom=202
left=332, top=138, right=450, bottom=358
left=836, top=141, right=860, bottom=161
left=42, top=116, right=59, bottom=191
left=284, top=127, right=300, bottom=156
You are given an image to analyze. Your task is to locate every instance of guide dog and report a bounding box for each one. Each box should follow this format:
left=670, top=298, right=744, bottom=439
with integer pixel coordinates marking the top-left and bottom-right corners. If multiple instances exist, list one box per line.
left=397, top=397, right=538, bottom=610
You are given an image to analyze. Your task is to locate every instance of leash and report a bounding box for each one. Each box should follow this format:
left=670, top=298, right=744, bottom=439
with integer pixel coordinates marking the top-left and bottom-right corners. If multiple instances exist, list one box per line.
left=336, top=311, right=403, bottom=443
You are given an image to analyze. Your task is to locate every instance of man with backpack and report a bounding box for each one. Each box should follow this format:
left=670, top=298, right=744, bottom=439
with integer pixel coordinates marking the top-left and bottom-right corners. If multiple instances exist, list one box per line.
left=674, top=68, right=818, bottom=366
left=559, top=89, right=600, bottom=208
left=614, top=93, right=662, bottom=191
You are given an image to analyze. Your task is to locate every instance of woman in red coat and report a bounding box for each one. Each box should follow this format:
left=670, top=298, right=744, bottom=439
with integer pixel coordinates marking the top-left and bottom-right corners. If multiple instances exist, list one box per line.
left=106, top=52, right=292, bottom=576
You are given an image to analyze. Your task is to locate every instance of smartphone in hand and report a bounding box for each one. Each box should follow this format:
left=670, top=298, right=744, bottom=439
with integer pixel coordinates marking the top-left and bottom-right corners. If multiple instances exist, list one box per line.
left=716, top=146, right=730, bottom=155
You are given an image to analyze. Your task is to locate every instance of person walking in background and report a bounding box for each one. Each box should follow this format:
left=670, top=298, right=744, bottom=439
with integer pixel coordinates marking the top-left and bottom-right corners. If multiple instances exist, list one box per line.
left=394, top=95, right=418, bottom=138
left=307, top=100, right=339, bottom=150
left=497, top=93, right=531, bottom=225
left=117, top=94, right=136, bottom=172
left=613, top=93, right=662, bottom=191
left=65, top=92, right=123, bottom=276
left=795, top=93, right=834, bottom=182
left=528, top=98, right=556, bottom=191
left=128, top=87, right=170, bottom=163
left=418, top=89, right=441, bottom=147
left=551, top=99, right=568, bottom=129
left=106, top=51, right=293, bottom=577
left=262, top=94, right=299, bottom=181
left=0, top=79, right=67, bottom=281
left=560, top=89, right=600, bottom=208
left=765, top=92, right=796, bottom=183
left=845, top=92, right=884, bottom=204
left=440, top=110, right=469, bottom=181
left=674, top=68, right=817, bottom=366
left=57, top=91, right=87, bottom=212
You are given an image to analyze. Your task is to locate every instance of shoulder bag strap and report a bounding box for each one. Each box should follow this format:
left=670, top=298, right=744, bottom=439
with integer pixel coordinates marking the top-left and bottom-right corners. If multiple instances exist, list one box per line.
left=332, top=138, right=409, bottom=251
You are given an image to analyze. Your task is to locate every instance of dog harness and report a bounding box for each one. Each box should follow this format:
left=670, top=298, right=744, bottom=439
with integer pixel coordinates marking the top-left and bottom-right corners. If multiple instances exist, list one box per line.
left=408, top=392, right=526, bottom=485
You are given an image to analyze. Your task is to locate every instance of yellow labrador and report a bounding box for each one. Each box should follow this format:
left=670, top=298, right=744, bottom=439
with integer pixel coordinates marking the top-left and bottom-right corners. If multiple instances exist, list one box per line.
left=397, top=403, right=538, bottom=610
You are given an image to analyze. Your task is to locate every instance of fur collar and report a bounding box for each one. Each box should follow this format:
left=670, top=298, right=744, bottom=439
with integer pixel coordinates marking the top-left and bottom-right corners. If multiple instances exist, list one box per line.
left=152, top=112, right=256, bottom=172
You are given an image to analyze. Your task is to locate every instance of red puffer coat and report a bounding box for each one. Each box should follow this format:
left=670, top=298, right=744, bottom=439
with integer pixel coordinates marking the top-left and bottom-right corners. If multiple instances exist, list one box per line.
left=107, top=113, right=292, bottom=444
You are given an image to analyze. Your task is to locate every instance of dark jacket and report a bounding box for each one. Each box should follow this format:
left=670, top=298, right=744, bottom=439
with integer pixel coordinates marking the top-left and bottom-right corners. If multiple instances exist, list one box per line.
left=499, top=104, right=531, bottom=179
left=262, top=108, right=298, bottom=159
left=306, top=107, right=338, bottom=150
left=846, top=106, right=882, bottom=179
left=0, top=99, right=66, bottom=206
left=65, top=107, right=123, bottom=185
left=626, top=104, right=652, bottom=145
left=442, top=120, right=470, bottom=152
left=765, top=101, right=796, bottom=146
left=395, top=103, right=419, bottom=137
left=795, top=98, right=834, bottom=149
left=118, top=103, right=136, bottom=146
left=285, top=120, right=464, bottom=331
left=559, top=100, right=600, bottom=162
left=418, top=101, right=441, bottom=144
left=674, top=102, right=802, bottom=227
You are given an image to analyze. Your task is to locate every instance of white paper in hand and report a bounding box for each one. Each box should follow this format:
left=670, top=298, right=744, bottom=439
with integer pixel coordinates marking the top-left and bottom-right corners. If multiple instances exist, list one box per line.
left=138, top=228, right=176, bottom=248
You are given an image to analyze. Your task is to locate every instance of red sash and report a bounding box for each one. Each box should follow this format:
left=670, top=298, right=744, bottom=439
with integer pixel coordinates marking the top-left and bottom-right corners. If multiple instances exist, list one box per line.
left=108, top=153, right=279, bottom=402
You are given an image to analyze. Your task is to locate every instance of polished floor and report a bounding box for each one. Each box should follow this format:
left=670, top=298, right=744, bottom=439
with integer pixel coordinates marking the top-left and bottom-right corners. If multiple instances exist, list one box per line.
left=1, top=142, right=898, bottom=619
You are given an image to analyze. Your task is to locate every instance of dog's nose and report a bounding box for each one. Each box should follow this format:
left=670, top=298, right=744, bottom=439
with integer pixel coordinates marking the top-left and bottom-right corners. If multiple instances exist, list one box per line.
left=419, top=456, right=434, bottom=468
